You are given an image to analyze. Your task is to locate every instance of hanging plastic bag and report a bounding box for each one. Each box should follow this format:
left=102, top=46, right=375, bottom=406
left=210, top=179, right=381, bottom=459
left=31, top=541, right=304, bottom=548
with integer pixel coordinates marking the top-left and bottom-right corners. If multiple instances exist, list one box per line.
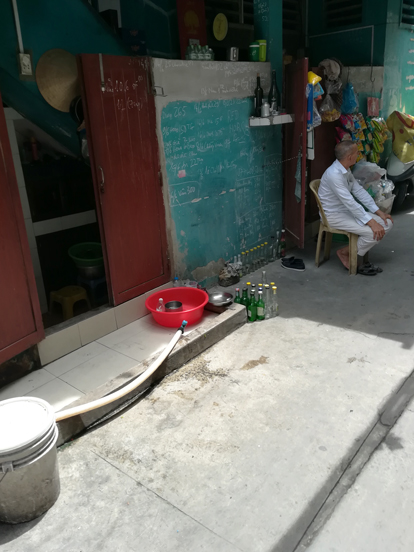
left=313, top=101, right=321, bottom=128
left=319, top=80, right=342, bottom=122
left=341, top=82, right=359, bottom=114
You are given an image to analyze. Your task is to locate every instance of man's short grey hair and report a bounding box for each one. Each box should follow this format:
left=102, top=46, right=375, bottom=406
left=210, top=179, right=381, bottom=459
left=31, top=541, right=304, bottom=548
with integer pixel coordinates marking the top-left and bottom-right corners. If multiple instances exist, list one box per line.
left=335, top=141, right=357, bottom=160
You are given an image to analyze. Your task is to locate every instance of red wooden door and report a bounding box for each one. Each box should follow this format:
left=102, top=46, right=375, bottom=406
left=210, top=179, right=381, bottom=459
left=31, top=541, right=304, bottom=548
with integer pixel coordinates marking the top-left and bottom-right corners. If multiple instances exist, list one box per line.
left=79, top=55, right=170, bottom=306
left=0, top=99, right=44, bottom=364
left=284, top=58, right=308, bottom=248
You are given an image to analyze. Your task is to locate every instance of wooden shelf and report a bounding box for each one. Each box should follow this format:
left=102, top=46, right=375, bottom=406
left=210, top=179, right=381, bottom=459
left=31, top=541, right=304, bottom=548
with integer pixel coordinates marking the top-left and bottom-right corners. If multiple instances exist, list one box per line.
left=249, top=114, right=294, bottom=127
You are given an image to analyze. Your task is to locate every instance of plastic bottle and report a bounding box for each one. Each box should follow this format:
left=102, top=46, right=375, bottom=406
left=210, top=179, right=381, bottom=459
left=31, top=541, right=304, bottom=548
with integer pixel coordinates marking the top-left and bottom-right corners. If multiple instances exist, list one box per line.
left=173, top=277, right=180, bottom=287
left=247, top=289, right=257, bottom=322
left=234, top=288, right=241, bottom=304
left=256, top=290, right=265, bottom=320
left=156, top=298, right=165, bottom=312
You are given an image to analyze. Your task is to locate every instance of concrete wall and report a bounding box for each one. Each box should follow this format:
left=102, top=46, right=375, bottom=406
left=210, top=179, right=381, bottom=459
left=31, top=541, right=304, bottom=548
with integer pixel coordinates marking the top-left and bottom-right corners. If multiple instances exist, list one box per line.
left=152, top=60, right=283, bottom=285
left=382, top=0, right=414, bottom=118
left=0, top=0, right=128, bottom=154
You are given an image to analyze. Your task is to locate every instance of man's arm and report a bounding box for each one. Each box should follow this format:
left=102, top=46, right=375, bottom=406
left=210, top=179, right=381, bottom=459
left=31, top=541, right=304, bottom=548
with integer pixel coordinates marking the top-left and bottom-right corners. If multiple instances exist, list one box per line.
left=328, top=172, right=374, bottom=225
left=349, top=178, right=381, bottom=214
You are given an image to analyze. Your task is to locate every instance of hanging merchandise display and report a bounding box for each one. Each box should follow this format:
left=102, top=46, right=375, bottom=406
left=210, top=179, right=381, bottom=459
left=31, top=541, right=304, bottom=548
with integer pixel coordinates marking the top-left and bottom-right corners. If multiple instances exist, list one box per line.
left=319, top=80, right=342, bottom=122
left=306, top=72, right=322, bottom=130
left=336, top=112, right=390, bottom=164
left=341, top=82, right=359, bottom=114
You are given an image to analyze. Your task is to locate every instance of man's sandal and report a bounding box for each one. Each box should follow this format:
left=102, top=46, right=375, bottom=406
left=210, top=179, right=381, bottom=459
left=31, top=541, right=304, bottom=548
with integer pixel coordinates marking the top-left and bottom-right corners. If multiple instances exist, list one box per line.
left=357, top=263, right=379, bottom=276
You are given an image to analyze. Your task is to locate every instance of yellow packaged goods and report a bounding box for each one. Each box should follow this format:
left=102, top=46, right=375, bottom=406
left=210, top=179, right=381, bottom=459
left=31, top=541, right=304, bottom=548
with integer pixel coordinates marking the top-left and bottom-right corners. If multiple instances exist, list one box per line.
left=308, top=71, right=322, bottom=85
left=321, top=108, right=341, bottom=122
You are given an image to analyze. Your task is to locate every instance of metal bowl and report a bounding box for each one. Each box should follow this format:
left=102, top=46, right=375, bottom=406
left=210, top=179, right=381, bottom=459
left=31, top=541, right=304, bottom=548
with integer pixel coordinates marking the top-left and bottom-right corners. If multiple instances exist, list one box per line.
left=208, top=291, right=233, bottom=307
left=165, top=300, right=183, bottom=312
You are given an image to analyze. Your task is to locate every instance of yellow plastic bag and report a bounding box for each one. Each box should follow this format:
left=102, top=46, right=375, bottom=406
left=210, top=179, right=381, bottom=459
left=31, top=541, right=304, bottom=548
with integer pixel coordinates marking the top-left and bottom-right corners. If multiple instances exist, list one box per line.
left=308, top=71, right=322, bottom=85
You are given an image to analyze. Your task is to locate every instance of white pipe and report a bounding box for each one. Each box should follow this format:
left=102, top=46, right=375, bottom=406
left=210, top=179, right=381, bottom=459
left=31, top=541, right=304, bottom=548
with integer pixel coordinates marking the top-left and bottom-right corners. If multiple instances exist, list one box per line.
left=11, top=0, right=24, bottom=54
left=55, top=323, right=187, bottom=422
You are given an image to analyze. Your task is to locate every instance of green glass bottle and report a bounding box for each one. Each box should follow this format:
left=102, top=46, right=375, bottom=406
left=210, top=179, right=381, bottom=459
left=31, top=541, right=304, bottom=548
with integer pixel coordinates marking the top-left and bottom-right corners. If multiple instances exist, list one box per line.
left=234, top=288, right=241, bottom=304
left=240, top=288, right=249, bottom=310
left=247, top=289, right=257, bottom=322
left=256, top=290, right=265, bottom=321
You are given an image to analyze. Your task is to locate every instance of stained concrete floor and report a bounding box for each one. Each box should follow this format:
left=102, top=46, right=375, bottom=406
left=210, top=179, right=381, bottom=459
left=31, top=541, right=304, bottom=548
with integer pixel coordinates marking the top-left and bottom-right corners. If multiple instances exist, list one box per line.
left=2, top=197, right=414, bottom=552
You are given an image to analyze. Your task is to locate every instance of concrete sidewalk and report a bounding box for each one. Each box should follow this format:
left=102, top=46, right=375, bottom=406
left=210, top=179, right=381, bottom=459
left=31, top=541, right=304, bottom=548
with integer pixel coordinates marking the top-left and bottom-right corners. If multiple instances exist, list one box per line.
left=2, top=199, right=414, bottom=552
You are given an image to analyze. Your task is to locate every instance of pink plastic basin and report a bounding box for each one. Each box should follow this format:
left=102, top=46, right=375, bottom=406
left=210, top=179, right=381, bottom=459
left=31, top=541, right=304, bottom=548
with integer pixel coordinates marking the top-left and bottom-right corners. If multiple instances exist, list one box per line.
left=145, top=287, right=209, bottom=328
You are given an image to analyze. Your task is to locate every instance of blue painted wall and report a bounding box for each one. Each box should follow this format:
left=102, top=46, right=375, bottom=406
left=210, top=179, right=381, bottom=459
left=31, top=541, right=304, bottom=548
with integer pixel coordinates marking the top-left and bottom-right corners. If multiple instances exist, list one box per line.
left=0, top=0, right=128, bottom=153
left=119, top=0, right=179, bottom=58
left=308, top=0, right=388, bottom=67
left=161, top=98, right=282, bottom=281
left=382, top=0, right=414, bottom=118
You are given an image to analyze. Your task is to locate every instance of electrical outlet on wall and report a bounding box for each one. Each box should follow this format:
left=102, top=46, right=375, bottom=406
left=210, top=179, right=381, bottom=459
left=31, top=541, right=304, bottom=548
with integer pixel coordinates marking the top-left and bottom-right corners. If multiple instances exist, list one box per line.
left=19, top=53, right=32, bottom=75
left=17, top=51, right=35, bottom=80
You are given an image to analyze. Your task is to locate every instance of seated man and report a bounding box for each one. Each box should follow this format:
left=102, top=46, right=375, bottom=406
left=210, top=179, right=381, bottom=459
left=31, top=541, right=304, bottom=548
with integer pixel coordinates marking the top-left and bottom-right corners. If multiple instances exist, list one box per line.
left=319, top=141, right=393, bottom=275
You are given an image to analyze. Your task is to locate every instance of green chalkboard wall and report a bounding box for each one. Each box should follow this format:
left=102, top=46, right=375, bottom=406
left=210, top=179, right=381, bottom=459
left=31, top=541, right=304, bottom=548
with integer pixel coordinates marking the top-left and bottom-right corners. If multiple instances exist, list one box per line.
left=161, top=98, right=282, bottom=280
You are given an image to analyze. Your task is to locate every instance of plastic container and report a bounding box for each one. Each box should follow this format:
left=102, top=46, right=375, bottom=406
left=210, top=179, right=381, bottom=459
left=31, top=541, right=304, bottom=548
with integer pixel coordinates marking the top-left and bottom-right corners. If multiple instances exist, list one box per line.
left=68, top=242, right=103, bottom=267
left=0, top=397, right=60, bottom=523
left=258, top=39, right=267, bottom=62
left=249, top=42, right=260, bottom=61
left=145, top=287, right=208, bottom=327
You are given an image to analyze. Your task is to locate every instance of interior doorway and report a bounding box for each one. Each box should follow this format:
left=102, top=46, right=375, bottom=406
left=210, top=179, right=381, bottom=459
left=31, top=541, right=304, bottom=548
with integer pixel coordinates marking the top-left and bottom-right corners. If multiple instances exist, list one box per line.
left=5, top=107, right=109, bottom=330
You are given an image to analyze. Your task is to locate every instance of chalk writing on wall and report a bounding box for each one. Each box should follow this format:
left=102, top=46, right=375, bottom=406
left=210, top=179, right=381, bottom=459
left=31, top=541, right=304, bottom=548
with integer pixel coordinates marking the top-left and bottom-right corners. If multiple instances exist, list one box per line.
left=253, top=0, right=269, bottom=22
left=161, top=98, right=282, bottom=271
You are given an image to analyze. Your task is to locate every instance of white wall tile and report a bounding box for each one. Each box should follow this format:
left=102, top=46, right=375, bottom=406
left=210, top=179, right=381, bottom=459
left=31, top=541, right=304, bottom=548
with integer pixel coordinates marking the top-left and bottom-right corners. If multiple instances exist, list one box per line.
left=78, top=309, right=117, bottom=345
left=12, top=154, right=25, bottom=188
left=6, top=121, right=19, bottom=155
left=30, top=247, right=43, bottom=280
left=33, top=218, right=63, bottom=236
left=18, top=186, right=31, bottom=220
left=38, top=324, right=82, bottom=366
left=60, top=210, right=97, bottom=230
left=24, top=219, right=37, bottom=249
left=35, top=276, right=48, bottom=314
left=114, top=294, right=149, bottom=329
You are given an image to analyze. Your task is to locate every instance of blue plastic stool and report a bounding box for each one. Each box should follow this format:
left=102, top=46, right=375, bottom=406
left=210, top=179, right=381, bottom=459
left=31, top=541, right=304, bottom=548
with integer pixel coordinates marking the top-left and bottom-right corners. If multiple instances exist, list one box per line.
left=77, top=275, right=107, bottom=307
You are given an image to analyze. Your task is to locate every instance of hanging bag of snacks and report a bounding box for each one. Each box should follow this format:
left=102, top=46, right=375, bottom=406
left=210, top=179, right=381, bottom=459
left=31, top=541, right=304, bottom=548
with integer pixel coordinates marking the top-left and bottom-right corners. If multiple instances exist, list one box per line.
left=319, top=80, right=342, bottom=122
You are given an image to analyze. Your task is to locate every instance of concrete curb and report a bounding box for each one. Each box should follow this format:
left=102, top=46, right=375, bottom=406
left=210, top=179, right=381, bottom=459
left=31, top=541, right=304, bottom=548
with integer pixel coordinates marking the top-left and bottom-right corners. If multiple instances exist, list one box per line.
left=57, top=304, right=246, bottom=445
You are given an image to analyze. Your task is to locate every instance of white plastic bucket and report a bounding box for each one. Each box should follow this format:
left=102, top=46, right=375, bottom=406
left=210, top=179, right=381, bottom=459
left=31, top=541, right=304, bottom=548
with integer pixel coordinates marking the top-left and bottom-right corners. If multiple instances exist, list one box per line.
left=0, top=397, right=60, bottom=524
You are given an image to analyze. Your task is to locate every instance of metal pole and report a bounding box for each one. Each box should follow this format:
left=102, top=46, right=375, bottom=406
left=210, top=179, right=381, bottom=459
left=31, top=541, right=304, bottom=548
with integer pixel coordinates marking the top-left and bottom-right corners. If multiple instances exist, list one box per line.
left=11, top=0, right=24, bottom=54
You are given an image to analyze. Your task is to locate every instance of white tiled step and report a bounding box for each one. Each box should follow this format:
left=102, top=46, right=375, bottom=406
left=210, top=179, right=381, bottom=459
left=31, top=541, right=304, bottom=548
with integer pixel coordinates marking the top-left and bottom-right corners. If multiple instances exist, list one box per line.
left=0, top=312, right=219, bottom=411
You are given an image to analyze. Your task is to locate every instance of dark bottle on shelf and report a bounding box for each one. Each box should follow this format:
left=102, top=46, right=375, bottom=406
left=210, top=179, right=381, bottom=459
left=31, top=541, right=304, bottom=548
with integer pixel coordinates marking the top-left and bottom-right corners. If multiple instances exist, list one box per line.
left=268, top=70, right=281, bottom=112
left=254, top=73, right=263, bottom=117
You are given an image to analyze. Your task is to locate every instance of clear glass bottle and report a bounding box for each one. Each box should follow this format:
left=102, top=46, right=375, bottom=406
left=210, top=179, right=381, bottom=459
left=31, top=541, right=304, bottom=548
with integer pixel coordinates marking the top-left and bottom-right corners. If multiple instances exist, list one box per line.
left=261, top=244, right=265, bottom=266
left=275, top=231, right=280, bottom=260
left=264, top=284, right=271, bottom=319
left=271, top=286, right=279, bottom=317
left=256, top=290, right=265, bottom=320
left=280, top=229, right=286, bottom=258
left=262, top=270, right=267, bottom=285
left=264, top=242, right=269, bottom=264
left=156, top=298, right=165, bottom=312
